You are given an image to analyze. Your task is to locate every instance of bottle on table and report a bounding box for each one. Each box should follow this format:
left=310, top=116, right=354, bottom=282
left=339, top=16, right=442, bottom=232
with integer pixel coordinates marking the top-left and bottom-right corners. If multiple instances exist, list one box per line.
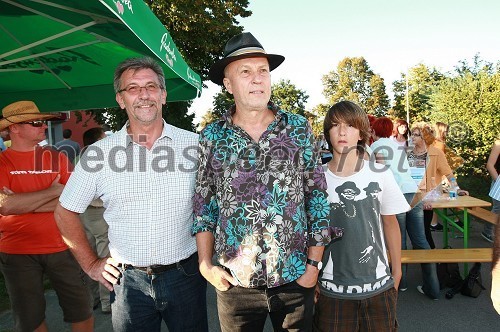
left=449, top=177, right=458, bottom=200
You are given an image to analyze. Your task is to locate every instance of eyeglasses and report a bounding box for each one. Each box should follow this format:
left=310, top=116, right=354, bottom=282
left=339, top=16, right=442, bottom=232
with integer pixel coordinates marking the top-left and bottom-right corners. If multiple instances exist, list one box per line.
left=118, top=82, right=162, bottom=95
left=19, top=120, right=48, bottom=127
left=411, top=132, right=421, bottom=137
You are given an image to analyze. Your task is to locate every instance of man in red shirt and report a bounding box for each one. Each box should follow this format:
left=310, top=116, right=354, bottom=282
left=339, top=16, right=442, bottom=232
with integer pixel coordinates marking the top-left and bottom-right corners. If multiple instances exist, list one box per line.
left=0, top=101, right=93, bottom=331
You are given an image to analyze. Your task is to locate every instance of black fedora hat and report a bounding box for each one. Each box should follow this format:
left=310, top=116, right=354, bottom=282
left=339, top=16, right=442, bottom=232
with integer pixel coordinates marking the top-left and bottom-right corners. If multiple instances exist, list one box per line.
left=335, top=181, right=361, bottom=196
left=363, top=182, right=382, bottom=193
left=209, top=32, right=285, bottom=85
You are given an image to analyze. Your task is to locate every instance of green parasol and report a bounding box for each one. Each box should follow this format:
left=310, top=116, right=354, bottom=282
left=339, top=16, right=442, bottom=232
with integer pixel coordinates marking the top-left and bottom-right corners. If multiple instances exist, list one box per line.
left=0, top=0, right=202, bottom=112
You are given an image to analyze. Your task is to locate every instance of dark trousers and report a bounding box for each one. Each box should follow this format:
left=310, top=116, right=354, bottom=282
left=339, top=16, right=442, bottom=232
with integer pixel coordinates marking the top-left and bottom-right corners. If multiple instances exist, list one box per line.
left=216, top=281, right=315, bottom=332
left=424, top=209, right=436, bottom=249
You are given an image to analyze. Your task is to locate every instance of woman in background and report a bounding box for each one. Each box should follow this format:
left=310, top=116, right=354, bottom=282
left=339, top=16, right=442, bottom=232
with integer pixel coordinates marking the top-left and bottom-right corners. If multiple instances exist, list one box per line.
left=408, top=123, right=468, bottom=249
left=482, top=138, right=500, bottom=242
left=432, top=122, right=448, bottom=153
left=371, top=117, right=439, bottom=299
left=391, top=119, right=409, bottom=147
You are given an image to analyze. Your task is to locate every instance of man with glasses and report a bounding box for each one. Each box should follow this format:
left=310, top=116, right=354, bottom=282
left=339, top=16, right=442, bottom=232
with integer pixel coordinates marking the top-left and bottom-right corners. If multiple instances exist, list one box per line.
left=54, top=57, right=208, bottom=331
left=0, top=100, right=94, bottom=331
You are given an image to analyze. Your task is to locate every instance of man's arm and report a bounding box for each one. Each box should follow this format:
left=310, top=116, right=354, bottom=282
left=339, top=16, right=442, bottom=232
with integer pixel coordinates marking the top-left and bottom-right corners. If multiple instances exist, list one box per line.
left=54, top=203, right=120, bottom=291
left=300, top=120, right=333, bottom=287
left=382, top=214, right=402, bottom=290
left=486, top=140, right=500, bottom=181
left=0, top=175, right=63, bottom=215
left=196, top=231, right=236, bottom=291
left=296, top=246, right=325, bottom=288
left=33, top=197, right=60, bottom=212
left=489, top=140, right=500, bottom=314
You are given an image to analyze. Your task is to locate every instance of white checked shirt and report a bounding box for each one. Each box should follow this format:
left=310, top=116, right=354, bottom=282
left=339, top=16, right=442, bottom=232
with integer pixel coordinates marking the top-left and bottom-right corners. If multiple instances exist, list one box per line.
left=60, top=121, right=198, bottom=266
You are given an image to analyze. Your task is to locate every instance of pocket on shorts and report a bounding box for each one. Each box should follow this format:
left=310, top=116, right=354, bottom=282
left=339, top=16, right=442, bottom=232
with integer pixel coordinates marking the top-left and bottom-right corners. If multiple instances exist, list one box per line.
left=0, top=252, right=9, bottom=266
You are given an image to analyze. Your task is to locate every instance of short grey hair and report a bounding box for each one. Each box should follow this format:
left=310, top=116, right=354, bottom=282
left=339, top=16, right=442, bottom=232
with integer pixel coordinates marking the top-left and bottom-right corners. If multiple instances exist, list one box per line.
left=113, top=57, right=166, bottom=93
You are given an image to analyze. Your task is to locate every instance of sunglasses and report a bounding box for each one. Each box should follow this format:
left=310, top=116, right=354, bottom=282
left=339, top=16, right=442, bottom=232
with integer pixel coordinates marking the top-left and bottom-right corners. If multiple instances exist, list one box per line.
left=19, top=120, right=48, bottom=127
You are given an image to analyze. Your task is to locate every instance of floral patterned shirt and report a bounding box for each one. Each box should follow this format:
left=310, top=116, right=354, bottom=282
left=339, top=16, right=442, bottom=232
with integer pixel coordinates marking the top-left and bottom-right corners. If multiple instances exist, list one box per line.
left=192, top=103, right=341, bottom=288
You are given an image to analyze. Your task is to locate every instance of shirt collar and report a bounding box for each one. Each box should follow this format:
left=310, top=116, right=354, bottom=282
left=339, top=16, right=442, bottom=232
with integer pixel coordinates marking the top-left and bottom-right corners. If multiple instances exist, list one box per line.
left=221, top=102, right=285, bottom=129
left=117, top=119, right=173, bottom=146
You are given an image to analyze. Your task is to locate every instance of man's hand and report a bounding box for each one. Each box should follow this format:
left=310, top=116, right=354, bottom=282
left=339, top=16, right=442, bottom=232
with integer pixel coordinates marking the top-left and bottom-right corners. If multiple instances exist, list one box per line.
left=296, top=264, right=320, bottom=289
left=314, top=284, right=321, bottom=304
left=49, top=174, right=64, bottom=195
left=392, top=269, right=402, bottom=290
left=2, top=186, right=14, bottom=195
left=86, top=256, right=121, bottom=291
left=199, top=262, right=237, bottom=291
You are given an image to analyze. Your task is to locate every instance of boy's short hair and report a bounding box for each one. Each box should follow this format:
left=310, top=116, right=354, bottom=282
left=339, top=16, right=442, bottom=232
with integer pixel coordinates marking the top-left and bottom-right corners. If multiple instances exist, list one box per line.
left=323, top=101, right=370, bottom=153
left=62, top=129, right=72, bottom=139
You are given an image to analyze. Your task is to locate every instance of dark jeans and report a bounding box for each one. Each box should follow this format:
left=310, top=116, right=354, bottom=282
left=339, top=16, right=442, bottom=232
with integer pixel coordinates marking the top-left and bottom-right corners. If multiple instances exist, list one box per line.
left=424, top=209, right=436, bottom=249
left=111, top=253, right=208, bottom=332
left=397, top=193, right=439, bottom=299
left=216, top=281, right=315, bottom=332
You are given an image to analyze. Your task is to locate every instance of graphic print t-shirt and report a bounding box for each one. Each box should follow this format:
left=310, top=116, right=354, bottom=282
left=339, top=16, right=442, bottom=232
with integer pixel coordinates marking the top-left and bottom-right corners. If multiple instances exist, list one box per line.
left=320, top=161, right=409, bottom=299
left=408, top=151, right=427, bottom=189
left=0, top=148, right=71, bottom=254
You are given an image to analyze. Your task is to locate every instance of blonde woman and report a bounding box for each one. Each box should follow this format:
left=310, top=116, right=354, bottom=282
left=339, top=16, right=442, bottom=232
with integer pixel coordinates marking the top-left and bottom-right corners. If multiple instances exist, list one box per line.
left=432, top=122, right=448, bottom=153
left=407, top=122, right=468, bottom=249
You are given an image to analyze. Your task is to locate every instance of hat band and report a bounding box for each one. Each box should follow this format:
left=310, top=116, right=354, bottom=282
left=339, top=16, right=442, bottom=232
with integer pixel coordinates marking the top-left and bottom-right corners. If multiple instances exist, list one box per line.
left=226, top=46, right=266, bottom=58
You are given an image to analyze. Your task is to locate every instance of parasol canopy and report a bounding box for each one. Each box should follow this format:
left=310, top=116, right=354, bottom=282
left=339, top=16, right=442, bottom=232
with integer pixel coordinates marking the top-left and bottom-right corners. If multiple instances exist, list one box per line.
left=0, top=0, right=202, bottom=112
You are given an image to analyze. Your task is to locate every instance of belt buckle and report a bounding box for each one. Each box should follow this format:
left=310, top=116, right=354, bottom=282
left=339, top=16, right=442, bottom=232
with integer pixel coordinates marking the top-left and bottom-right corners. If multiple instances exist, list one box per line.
left=146, top=266, right=156, bottom=275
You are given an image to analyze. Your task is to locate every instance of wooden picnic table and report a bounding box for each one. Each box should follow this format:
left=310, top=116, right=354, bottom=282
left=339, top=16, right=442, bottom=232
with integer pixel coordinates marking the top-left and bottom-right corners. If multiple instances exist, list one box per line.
left=431, top=195, right=491, bottom=272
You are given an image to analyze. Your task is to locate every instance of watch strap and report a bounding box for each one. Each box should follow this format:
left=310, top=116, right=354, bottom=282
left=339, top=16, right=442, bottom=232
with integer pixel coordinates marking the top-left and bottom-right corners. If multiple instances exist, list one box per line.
left=306, top=258, right=320, bottom=267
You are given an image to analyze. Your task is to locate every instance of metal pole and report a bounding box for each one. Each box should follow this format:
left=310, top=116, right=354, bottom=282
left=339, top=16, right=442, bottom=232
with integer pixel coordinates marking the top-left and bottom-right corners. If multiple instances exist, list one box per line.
left=405, top=72, right=410, bottom=125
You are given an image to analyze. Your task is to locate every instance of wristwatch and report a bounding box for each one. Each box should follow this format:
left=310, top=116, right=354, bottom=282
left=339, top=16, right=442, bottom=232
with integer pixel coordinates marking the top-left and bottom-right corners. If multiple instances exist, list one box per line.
left=306, top=258, right=323, bottom=270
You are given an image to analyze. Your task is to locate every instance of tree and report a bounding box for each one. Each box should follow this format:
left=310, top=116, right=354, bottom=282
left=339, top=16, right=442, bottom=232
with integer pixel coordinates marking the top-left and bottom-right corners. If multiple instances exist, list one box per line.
left=197, top=90, right=233, bottom=131
left=428, top=57, right=500, bottom=177
left=305, top=103, right=329, bottom=137
left=89, top=0, right=251, bottom=131
left=270, top=79, right=308, bottom=115
left=197, top=79, right=309, bottom=131
left=390, top=64, right=444, bottom=121
left=321, top=57, right=390, bottom=116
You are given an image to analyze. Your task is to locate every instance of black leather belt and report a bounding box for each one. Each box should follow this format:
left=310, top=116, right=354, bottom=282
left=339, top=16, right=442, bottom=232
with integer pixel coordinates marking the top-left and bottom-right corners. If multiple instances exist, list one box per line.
left=121, top=252, right=197, bottom=275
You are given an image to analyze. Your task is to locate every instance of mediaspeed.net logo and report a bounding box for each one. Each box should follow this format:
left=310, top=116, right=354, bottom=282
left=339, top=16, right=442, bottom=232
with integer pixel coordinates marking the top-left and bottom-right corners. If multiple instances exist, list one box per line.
left=114, top=0, right=134, bottom=15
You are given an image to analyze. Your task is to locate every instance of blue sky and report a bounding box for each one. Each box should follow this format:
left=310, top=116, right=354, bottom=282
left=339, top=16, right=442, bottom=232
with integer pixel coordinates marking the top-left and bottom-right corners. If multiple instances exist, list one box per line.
left=189, top=0, right=499, bottom=122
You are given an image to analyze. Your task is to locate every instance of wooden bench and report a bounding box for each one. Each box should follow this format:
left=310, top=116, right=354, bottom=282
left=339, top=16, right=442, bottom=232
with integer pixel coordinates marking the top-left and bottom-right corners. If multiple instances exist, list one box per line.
left=467, top=207, right=498, bottom=224
left=399, top=248, right=492, bottom=263
left=457, top=207, right=497, bottom=225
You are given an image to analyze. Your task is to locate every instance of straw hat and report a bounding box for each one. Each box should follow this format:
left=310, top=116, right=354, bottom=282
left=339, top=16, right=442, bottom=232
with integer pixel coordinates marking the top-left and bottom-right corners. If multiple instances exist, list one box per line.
left=209, top=32, right=285, bottom=85
left=0, top=101, right=61, bottom=131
